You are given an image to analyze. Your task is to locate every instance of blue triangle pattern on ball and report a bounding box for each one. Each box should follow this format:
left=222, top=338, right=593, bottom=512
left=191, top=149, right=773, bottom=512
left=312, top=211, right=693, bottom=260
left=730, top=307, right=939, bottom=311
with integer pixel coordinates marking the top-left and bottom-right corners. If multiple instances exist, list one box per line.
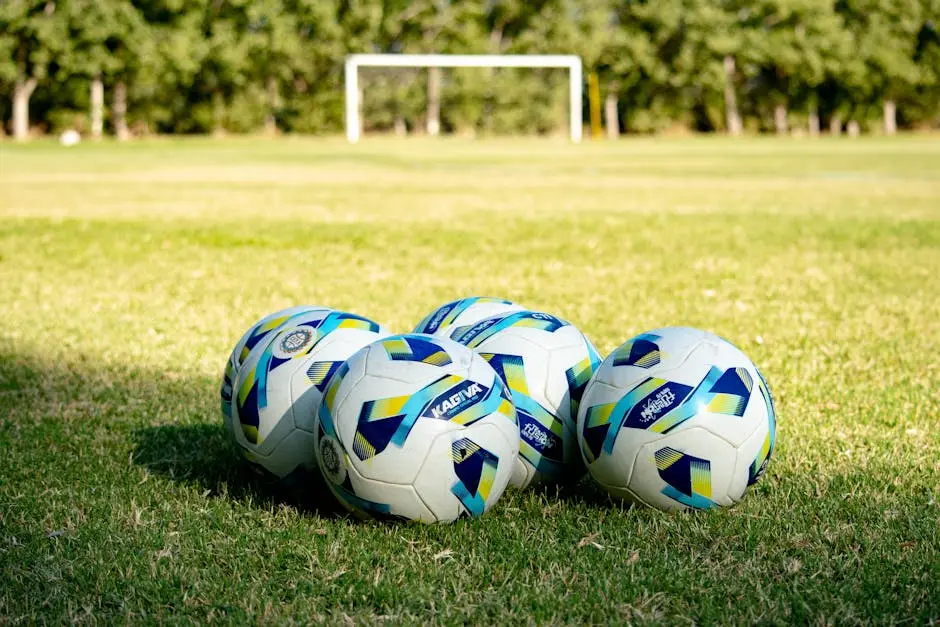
left=708, top=367, right=753, bottom=398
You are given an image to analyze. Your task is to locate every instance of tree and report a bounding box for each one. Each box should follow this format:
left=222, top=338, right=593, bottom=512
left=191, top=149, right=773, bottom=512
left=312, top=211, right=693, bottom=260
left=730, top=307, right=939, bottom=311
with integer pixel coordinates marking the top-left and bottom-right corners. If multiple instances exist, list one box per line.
left=521, top=0, right=620, bottom=137
left=127, top=0, right=209, bottom=134
left=607, top=0, right=705, bottom=133
left=241, top=0, right=324, bottom=134
left=737, top=0, right=853, bottom=135
left=0, top=0, right=70, bottom=140
left=199, top=2, right=252, bottom=134
left=1, top=0, right=937, bottom=137
left=65, top=0, right=151, bottom=139
left=837, top=0, right=924, bottom=134
left=909, top=0, right=940, bottom=127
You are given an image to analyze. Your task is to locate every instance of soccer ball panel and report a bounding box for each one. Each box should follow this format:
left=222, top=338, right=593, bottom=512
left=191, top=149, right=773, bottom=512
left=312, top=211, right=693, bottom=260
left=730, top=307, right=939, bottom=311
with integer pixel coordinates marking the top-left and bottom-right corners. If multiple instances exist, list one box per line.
left=729, top=420, right=771, bottom=503
left=511, top=456, right=536, bottom=489
left=345, top=460, right=436, bottom=522
left=346, top=402, right=457, bottom=485
left=413, top=422, right=516, bottom=521
left=364, top=334, right=473, bottom=383
left=474, top=331, right=551, bottom=403
left=594, top=482, right=653, bottom=508
left=631, top=427, right=737, bottom=511
left=611, top=343, right=763, bottom=449
left=414, top=297, right=524, bottom=338
left=546, top=332, right=597, bottom=423
left=245, top=429, right=317, bottom=477
left=606, top=327, right=705, bottom=390
left=731, top=380, right=776, bottom=502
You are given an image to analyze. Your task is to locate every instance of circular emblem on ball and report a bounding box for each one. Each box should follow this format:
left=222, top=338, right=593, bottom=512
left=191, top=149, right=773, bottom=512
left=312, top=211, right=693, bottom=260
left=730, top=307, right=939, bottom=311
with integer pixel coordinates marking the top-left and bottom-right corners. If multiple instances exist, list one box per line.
left=318, top=435, right=346, bottom=484
left=279, top=328, right=313, bottom=354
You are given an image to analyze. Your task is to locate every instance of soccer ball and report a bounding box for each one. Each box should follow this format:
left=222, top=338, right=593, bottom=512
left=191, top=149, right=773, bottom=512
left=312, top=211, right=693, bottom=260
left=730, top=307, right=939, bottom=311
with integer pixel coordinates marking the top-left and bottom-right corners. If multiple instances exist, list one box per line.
left=220, top=305, right=323, bottom=437
left=231, top=308, right=390, bottom=478
left=450, top=310, right=601, bottom=489
left=577, top=327, right=777, bottom=511
left=413, top=296, right=524, bottom=338
left=314, top=333, right=519, bottom=523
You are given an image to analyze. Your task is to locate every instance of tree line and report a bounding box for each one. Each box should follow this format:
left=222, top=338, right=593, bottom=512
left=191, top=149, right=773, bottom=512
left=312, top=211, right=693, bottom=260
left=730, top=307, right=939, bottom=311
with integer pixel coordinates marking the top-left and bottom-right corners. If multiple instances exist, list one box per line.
left=2, top=0, right=938, bottom=140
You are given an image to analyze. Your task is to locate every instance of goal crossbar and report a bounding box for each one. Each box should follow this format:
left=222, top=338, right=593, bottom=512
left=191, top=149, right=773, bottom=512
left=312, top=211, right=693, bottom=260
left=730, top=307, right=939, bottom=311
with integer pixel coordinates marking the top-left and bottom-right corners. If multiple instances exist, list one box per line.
left=344, top=53, right=583, bottom=143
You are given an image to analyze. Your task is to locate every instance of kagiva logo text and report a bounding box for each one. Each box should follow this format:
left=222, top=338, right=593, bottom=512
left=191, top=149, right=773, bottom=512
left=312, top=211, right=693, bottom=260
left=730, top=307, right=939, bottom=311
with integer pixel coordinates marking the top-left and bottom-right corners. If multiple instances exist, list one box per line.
left=640, top=388, right=676, bottom=422
left=454, top=317, right=498, bottom=343
left=425, top=306, right=452, bottom=333
left=429, top=381, right=485, bottom=419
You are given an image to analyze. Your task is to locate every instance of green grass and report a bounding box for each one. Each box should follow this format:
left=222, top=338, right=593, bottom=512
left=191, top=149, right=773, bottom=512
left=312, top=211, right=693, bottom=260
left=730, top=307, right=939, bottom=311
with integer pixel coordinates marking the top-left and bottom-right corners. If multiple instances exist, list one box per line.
left=1, top=136, right=938, bottom=624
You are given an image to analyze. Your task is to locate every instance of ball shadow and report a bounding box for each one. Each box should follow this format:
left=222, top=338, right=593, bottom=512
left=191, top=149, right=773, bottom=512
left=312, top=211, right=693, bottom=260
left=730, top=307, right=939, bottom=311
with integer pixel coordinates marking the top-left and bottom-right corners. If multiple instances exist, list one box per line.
left=131, top=423, right=345, bottom=518
left=528, top=474, right=628, bottom=509
left=0, top=346, right=347, bottom=516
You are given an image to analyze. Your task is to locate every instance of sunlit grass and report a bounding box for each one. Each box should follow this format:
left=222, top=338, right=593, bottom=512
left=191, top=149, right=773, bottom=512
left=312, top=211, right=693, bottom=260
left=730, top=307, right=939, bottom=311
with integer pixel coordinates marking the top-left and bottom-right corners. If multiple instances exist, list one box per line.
left=1, top=136, right=938, bottom=623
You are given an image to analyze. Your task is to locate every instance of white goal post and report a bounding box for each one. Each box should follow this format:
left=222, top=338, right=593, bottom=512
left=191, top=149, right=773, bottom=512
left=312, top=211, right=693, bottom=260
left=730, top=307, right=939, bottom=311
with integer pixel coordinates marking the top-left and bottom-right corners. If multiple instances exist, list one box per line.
left=344, top=53, right=583, bottom=143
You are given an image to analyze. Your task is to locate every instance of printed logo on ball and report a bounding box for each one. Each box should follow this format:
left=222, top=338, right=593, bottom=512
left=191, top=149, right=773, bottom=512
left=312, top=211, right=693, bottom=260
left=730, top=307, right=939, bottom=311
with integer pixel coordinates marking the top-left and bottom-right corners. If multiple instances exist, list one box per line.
left=640, top=388, right=676, bottom=422
left=318, top=435, right=346, bottom=485
left=423, top=304, right=454, bottom=334
left=518, top=412, right=562, bottom=460
left=422, top=379, right=489, bottom=421
left=624, top=382, right=694, bottom=430
left=451, top=317, right=499, bottom=344
left=279, top=328, right=314, bottom=355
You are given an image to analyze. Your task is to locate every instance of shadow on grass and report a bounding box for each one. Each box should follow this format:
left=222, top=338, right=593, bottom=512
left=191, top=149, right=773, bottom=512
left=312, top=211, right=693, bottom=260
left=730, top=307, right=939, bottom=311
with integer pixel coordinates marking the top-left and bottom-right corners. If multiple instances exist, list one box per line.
left=0, top=343, right=343, bottom=518
left=529, top=473, right=629, bottom=510
left=131, top=423, right=344, bottom=518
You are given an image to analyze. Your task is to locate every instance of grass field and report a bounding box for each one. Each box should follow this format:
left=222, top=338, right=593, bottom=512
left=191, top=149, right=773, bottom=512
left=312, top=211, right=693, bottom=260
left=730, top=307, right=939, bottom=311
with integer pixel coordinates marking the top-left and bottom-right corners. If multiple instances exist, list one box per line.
left=1, top=136, right=938, bottom=624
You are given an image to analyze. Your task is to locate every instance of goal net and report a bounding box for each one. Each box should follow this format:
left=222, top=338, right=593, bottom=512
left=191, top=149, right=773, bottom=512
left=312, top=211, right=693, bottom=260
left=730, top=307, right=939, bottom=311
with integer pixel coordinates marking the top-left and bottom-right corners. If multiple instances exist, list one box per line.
left=344, top=54, right=583, bottom=142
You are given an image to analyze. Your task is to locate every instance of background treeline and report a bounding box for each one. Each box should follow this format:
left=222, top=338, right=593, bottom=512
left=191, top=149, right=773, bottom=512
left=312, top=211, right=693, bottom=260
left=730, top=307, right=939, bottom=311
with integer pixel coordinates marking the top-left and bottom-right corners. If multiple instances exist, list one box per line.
left=2, top=0, right=938, bottom=140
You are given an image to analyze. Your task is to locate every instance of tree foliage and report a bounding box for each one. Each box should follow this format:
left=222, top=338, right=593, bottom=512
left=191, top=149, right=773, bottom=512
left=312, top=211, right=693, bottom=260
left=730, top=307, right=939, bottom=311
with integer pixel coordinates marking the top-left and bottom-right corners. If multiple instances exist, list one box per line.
left=1, top=0, right=937, bottom=136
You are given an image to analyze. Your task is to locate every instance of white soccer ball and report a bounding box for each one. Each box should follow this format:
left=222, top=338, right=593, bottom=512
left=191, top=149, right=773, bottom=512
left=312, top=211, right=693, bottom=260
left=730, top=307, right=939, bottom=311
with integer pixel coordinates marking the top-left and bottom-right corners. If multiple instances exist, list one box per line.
left=413, top=296, right=524, bottom=338
left=577, top=327, right=777, bottom=511
left=231, top=308, right=390, bottom=478
left=450, top=310, right=602, bottom=489
left=314, top=333, right=519, bottom=523
left=220, top=305, right=324, bottom=438
left=59, top=129, right=81, bottom=146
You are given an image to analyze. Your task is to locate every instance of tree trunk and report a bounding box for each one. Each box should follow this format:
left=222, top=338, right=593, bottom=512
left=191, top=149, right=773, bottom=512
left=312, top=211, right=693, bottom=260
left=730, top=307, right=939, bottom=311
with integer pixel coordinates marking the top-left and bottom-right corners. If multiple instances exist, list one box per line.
left=883, top=100, right=897, bottom=135
left=13, top=75, right=38, bottom=141
left=847, top=120, right=860, bottom=137
left=264, top=76, right=280, bottom=135
left=427, top=66, right=441, bottom=136
left=426, top=67, right=441, bottom=137
left=393, top=115, right=406, bottom=137
left=723, top=56, right=742, bottom=136
left=830, top=115, right=842, bottom=136
left=90, top=74, right=104, bottom=139
left=113, top=80, right=130, bottom=141
left=808, top=107, right=820, bottom=137
left=489, top=22, right=504, bottom=52
left=605, top=89, right=620, bottom=139
left=774, top=103, right=789, bottom=135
